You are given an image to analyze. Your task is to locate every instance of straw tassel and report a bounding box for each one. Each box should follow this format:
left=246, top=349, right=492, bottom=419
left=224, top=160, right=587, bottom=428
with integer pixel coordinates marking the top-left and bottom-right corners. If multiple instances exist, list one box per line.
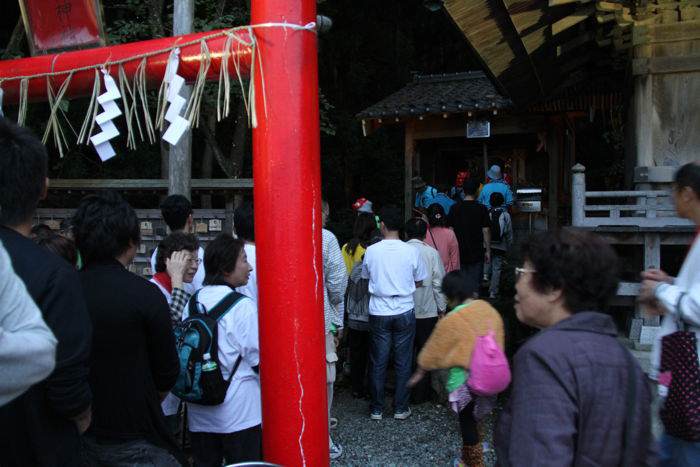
left=185, top=40, right=211, bottom=128
left=78, top=70, right=101, bottom=145
left=42, top=73, right=74, bottom=157
left=17, top=78, right=28, bottom=126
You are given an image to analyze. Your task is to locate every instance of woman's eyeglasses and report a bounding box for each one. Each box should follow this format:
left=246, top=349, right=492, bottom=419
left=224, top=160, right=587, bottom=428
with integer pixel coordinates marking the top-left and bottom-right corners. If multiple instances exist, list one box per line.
left=514, top=267, right=536, bottom=280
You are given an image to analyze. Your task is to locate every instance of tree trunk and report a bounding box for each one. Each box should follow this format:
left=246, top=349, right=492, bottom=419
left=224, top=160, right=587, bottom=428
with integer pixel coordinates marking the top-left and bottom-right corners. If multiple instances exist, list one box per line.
left=200, top=113, right=216, bottom=208
left=228, top=98, right=248, bottom=177
left=147, top=0, right=166, bottom=37
left=2, top=20, right=25, bottom=59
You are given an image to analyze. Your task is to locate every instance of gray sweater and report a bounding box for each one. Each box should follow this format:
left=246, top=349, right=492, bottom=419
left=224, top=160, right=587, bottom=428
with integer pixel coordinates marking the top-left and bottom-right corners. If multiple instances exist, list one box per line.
left=0, top=240, right=57, bottom=406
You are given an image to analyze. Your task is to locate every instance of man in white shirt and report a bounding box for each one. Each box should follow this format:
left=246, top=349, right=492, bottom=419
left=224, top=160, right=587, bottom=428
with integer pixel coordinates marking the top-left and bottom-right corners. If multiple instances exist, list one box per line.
left=640, top=162, right=700, bottom=464
left=233, top=202, right=258, bottom=303
left=150, top=195, right=204, bottom=293
left=321, top=200, right=347, bottom=460
left=405, top=217, right=446, bottom=404
left=361, top=205, right=427, bottom=420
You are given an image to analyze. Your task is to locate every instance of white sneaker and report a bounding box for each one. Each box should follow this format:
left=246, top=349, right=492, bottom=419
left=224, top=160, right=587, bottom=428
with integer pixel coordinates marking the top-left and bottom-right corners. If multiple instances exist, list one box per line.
left=393, top=407, right=412, bottom=420
left=370, top=411, right=383, bottom=420
left=329, top=437, right=343, bottom=459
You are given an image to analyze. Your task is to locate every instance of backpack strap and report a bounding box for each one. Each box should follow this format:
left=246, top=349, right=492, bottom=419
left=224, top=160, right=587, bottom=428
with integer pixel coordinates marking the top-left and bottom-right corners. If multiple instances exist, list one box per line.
left=188, top=290, right=201, bottom=316
left=208, top=291, right=246, bottom=321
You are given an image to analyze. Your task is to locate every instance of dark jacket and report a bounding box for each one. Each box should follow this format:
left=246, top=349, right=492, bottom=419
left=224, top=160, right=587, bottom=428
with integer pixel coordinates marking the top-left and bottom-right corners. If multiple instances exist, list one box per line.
left=496, top=312, right=655, bottom=466
left=0, top=226, right=92, bottom=467
left=79, top=260, right=181, bottom=460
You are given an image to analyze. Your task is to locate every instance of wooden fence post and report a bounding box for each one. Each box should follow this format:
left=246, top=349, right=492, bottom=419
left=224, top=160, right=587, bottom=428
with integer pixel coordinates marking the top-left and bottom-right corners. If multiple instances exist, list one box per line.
left=571, top=163, right=586, bottom=226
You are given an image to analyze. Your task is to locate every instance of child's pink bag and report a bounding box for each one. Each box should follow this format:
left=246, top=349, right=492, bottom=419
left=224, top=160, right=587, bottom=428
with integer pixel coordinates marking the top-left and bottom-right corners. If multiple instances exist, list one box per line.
left=467, top=330, right=511, bottom=396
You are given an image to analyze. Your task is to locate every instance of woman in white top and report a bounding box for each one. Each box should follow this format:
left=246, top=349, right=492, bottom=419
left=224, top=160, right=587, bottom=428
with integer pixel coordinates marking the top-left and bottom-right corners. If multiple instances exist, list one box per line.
left=182, top=233, right=260, bottom=466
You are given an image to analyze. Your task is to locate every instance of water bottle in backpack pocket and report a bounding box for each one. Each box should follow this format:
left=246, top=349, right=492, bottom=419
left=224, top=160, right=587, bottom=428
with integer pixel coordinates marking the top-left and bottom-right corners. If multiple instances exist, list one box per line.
left=172, top=291, right=244, bottom=406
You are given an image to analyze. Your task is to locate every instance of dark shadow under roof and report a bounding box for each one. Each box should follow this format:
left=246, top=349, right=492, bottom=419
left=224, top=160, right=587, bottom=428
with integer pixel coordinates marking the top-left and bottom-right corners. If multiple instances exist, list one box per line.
left=357, top=71, right=512, bottom=120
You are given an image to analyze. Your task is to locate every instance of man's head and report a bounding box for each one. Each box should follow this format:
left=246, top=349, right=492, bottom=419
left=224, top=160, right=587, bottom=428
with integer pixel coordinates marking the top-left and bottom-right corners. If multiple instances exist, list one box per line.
left=487, top=164, right=503, bottom=181
left=72, top=191, right=140, bottom=265
left=160, top=195, right=193, bottom=232
left=463, top=178, right=480, bottom=198
left=234, top=201, right=255, bottom=242
left=673, top=162, right=700, bottom=222
left=0, top=118, right=48, bottom=227
left=412, top=176, right=427, bottom=194
left=490, top=192, right=505, bottom=208
left=404, top=217, right=427, bottom=241
left=377, top=205, right=403, bottom=234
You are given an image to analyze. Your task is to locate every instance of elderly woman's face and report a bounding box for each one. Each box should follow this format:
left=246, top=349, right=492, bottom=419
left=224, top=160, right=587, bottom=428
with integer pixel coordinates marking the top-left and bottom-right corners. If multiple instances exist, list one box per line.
left=514, top=260, right=552, bottom=329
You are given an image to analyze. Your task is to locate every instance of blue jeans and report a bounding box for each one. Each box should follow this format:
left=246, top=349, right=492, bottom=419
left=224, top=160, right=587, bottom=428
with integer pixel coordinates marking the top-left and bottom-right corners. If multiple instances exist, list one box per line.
left=659, top=433, right=700, bottom=467
left=488, top=251, right=505, bottom=297
left=369, top=310, right=416, bottom=414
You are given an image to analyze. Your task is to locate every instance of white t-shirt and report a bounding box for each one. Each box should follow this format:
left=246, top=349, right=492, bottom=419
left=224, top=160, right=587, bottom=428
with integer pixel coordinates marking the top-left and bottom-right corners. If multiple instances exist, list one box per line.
left=183, top=285, right=261, bottom=433
left=361, top=239, right=428, bottom=316
left=151, top=245, right=205, bottom=294
left=236, top=243, right=258, bottom=304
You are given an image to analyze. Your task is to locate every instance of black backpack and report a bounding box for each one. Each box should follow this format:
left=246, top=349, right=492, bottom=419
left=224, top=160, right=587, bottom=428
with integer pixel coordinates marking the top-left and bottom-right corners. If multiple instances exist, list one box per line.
left=489, top=207, right=504, bottom=242
left=172, top=291, right=245, bottom=405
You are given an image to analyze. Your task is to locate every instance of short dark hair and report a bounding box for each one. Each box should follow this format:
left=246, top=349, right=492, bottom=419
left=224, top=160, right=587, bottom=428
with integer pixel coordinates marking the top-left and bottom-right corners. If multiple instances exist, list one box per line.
left=0, top=118, right=48, bottom=226
left=204, top=233, right=245, bottom=286
left=30, top=223, right=53, bottom=239
left=35, top=232, right=78, bottom=267
left=155, top=232, right=199, bottom=273
left=72, top=191, right=140, bottom=265
left=378, top=205, right=403, bottom=231
left=405, top=217, right=427, bottom=240
left=234, top=201, right=255, bottom=242
left=427, top=203, right=447, bottom=227
left=160, top=195, right=192, bottom=231
left=463, top=179, right=480, bottom=196
left=675, top=162, right=700, bottom=196
left=490, top=192, right=505, bottom=207
left=521, top=229, right=620, bottom=313
left=442, top=270, right=478, bottom=303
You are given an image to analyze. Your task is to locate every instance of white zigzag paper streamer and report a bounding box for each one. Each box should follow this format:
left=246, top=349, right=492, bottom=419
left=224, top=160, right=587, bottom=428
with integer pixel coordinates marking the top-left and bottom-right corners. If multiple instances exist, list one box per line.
left=90, top=71, right=122, bottom=161
left=162, top=49, right=190, bottom=145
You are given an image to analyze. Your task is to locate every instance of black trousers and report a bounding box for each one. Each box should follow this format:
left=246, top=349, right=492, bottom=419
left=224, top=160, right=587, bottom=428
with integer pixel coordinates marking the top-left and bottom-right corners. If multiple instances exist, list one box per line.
left=349, top=328, right=370, bottom=396
left=458, top=401, right=479, bottom=446
left=190, top=425, right=262, bottom=467
left=412, top=316, right=438, bottom=403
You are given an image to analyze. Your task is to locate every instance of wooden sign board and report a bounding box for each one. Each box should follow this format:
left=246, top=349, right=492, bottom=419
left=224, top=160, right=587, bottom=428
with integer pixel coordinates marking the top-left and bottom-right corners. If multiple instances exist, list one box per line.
left=140, top=221, right=153, bottom=236
left=19, top=0, right=107, bottom=55
left=209, top=219, right=222, bottom=232
left=195, top=222, right=208, bottom=234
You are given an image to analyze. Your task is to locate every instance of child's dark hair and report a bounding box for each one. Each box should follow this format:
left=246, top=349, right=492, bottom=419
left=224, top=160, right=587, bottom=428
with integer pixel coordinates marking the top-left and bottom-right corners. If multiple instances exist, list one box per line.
left=427, top=203, right=447, bottom=227
left=404, top=217, right=427, bottom=240
left=441, top=270, right=478, bottom=303
left=204, top=233, right=245, bottom=286
left=345, top=212, right=378, bottom=257
left=490, top=192, right=505, bottom=208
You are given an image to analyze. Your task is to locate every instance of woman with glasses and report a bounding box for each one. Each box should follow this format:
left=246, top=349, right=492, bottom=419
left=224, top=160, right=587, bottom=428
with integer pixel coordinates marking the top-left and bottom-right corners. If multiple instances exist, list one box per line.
left=150, top=232, right=201, bottom=432
left=496, top=229, right=655, bottom=466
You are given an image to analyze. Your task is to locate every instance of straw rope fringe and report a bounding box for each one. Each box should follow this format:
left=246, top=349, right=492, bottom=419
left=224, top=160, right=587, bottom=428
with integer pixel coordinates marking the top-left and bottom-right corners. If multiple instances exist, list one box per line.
left=5, top=21, right=315, bottom=156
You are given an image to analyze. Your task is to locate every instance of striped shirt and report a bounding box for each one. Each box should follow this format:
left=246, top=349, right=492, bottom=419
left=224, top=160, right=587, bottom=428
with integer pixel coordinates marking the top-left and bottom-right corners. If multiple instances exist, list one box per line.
left=322, top=228, right=347, bottom=333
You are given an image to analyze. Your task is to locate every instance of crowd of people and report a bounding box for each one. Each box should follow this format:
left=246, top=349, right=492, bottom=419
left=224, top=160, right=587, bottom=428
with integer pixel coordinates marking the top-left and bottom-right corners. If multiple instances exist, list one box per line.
left=0, top=114, right=699, bottom=467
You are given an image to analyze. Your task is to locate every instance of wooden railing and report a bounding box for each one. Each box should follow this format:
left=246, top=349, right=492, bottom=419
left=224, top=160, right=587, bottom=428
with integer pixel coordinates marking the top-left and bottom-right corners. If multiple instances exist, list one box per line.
left=571, top=164, right=692, bottom=229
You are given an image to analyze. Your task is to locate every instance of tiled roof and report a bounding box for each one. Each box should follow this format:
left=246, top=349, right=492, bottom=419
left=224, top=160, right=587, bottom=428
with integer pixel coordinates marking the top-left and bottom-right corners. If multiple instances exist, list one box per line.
left=356, top=71, right=512, bottom=120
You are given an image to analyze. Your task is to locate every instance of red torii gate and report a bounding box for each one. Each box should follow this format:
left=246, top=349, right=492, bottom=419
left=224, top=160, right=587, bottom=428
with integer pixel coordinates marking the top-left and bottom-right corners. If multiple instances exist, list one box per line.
left=0, top=0, right=328, bottom=465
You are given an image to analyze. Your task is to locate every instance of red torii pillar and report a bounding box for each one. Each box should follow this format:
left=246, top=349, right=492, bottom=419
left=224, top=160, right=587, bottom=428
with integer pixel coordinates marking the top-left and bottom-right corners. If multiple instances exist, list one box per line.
left=251, top=0, right=329, bottom=466
left=0, top=0, right=328, bottom=464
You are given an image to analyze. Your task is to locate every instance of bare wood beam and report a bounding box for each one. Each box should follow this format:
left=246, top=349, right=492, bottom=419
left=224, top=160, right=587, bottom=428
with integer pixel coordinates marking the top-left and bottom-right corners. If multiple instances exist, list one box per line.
left=549, top=0, right=593, bottom=6
left=48, top=179, right=253, bottom=190
left=632, top=55, right=700, bottom=75
left=552, top=6, right=596, bottom=35
left=556, top=31, right=595, bottom=56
